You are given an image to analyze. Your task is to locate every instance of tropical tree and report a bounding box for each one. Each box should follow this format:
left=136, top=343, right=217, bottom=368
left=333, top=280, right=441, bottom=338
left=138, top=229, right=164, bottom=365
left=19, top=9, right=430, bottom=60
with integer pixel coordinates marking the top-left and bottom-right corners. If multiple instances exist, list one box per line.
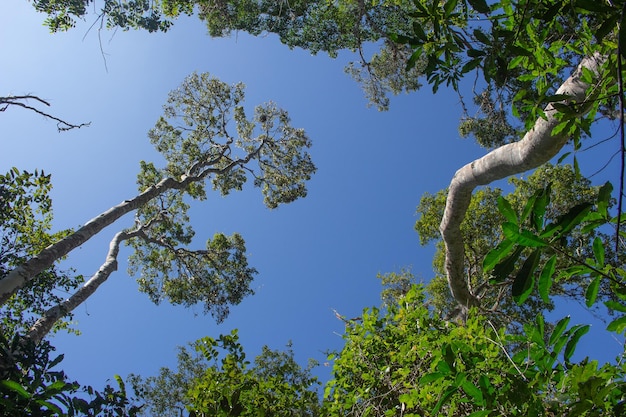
left=30, top=1, right=626, bottom=311
left=415, top=164, right=620, bottom=328
left=325, top=283, right=626, bottom=416
left=0, top=71, right=316, bottom=348
left=129, top=330, right=322, bottom=417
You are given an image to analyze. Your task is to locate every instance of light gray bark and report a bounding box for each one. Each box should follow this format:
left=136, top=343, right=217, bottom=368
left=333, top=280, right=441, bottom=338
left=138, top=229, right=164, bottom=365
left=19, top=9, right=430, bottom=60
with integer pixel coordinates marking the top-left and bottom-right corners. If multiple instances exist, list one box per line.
left=0, top=178, right=178, bottom=306
left=0, top=147, right=259, bottom=307
left=439, top=53, right=606, bottom=308
left=25, top=229, right=138, bottom=345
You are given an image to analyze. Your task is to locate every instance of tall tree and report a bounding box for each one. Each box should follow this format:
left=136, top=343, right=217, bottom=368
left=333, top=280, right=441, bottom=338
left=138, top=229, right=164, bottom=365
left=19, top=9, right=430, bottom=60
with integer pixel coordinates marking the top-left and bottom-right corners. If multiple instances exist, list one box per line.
left=1, top=72, right=316, bottom=346
left=30, top=1, right=626, bottom=311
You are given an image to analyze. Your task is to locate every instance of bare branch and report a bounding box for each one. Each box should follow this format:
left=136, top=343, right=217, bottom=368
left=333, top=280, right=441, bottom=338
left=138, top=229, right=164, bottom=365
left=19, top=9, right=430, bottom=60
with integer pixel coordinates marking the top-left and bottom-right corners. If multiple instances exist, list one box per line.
left=0, top=95, right=90, bottom=132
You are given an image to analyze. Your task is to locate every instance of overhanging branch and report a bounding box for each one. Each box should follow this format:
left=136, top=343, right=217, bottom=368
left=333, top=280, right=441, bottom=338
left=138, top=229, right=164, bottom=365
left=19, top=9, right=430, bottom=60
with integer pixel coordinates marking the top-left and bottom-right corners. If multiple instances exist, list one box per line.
left=439, top=53, right=606, bottom=309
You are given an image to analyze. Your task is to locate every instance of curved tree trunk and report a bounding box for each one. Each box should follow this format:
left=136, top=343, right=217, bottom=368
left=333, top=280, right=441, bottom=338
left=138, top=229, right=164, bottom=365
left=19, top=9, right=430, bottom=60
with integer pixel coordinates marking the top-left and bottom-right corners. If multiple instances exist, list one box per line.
left=440, top=53, right=606, bottom=308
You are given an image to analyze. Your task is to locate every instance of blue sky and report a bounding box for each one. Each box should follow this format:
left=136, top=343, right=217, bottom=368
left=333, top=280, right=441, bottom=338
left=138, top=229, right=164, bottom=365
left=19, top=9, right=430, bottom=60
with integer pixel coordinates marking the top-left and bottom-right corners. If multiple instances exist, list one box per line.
left=1, top=1, right=624, bottom=393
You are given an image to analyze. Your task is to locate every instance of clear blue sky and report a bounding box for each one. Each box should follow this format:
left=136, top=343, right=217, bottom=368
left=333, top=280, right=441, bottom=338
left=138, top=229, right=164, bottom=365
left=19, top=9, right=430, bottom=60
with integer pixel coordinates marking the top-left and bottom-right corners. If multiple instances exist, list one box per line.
left=1, top=0, right=623, bottom=393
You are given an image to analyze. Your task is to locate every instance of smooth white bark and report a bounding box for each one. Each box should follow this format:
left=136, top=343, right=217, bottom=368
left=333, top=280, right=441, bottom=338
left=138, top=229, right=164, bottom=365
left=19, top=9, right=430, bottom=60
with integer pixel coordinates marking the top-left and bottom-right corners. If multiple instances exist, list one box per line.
left=440, top=53, right=606, bottom=308
left=0, top=177, right=179, bottom=306
left=0, top=147, right=257, bottom=307
left=25, top=230, right=137, bottom=345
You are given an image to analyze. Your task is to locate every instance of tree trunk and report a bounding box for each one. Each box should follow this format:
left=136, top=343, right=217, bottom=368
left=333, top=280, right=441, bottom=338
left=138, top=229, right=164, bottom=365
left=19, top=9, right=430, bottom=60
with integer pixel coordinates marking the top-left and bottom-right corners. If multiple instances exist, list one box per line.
left=0, top=177, right=181, bottom=306
left=25, top=230, right=137, bottom=345
left=440, top=53, right=606, bottom=308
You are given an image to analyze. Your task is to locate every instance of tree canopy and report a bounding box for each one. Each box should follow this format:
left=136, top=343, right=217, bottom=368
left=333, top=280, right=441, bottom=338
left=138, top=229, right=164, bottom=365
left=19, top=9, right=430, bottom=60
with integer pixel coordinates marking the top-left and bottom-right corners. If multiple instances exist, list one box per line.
left=7, top=0, right=626, bottom=415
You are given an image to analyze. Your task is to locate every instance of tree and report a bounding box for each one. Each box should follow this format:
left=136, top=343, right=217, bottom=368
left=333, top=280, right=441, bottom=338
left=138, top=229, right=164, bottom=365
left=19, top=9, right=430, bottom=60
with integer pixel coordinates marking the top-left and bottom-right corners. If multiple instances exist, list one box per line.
left=129, top=330, right=322, bottom=417
left=1, top=72, right=316, bottom=346
left=415, top=164, right=619, bottom=328
left=325, top=283, right=626, bottom=416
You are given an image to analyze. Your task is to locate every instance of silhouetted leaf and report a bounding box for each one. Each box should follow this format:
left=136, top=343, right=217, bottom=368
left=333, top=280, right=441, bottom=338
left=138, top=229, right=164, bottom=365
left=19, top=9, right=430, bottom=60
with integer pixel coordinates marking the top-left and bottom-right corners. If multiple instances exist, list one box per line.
left=512, top=249, right=541, bottom=304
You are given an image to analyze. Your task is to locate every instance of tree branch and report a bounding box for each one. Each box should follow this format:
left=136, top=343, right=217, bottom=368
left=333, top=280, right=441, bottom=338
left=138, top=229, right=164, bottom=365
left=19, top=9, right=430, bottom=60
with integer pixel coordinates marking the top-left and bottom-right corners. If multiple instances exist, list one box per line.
left=24, top=228, right=140, bottom=345
left=440, top=53, right=606, bottom=309
left=0, top=95, right=90, bottom=132
left=0, top=153, right=256, bottom=306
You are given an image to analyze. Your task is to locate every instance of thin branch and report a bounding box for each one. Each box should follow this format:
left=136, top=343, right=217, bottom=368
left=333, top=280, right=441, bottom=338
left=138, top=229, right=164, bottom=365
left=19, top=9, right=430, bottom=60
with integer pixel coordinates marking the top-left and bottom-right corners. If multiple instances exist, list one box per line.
left=616, top=4, right=626, bottom=260
left=0, top=95, right=90, bottom=132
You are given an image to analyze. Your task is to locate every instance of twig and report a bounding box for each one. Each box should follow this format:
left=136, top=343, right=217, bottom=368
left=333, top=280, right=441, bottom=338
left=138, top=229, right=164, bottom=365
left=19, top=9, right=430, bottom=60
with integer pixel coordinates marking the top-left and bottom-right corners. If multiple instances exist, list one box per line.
left=0, top=95, right=90, bottom=132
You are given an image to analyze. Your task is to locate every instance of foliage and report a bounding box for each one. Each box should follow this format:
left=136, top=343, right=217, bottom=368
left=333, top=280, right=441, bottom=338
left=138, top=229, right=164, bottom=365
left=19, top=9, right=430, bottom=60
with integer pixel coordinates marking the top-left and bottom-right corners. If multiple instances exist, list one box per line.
left=130, top=330, right=322, bottom=417
left=0, top=168, right=82, bottom=336
left=127, top=72, right=315, bottom=323
left=0, top=331, right=139, bottom=416
left=325, top=284, right=626, bottom=416
left=377, top=268, right=416, bottom=308
left=415, top=164, right=611, bottom=327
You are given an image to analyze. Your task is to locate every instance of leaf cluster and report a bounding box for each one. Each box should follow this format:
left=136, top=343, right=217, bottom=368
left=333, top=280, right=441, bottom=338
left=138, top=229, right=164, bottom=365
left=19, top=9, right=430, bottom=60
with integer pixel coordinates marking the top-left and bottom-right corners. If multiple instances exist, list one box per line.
left=325, top=284, right=626, bottom=416
left=0, top=331, right=139, bottom=416
left=0, top=168, right=82, bottom=336
left=131, top=329, right=322, bottom=417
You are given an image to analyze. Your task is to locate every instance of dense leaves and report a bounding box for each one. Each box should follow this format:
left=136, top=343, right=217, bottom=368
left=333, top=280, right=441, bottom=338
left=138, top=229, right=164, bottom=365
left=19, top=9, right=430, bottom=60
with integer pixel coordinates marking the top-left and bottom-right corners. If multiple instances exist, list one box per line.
left=0, top=332, right=138, bottom=416
left=325, top=284, right=626, bottom=416
left=0, top=169, right=82, bottom=336
left=130, top=330, right=321, bottom=416
left=127, top=72, right=315, bottom=322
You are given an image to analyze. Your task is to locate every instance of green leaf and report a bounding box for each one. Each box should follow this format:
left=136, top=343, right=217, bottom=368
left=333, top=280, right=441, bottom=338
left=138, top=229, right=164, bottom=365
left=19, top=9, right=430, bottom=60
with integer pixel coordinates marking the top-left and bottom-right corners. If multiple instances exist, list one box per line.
left=575, top=0, right=608, bottom=13
left=573, top=155, right=580, bottom=179
left=592, top=237, right=605, bottom=266
left=596, top=182, right=613, bottom=218
left=483, top=239, right=515, bottom=272
left=49, top=353, right=65, bottom=369
left=549, top=316, right=571, bottom=346
left=564, top=325, right=590, bottom=362
left=461, top=58, right=482, bottom=74
left=461, top=380, right=484, bottom=403
left=507, top=55, right=525, bottom=70
left=585, top=276, right=601, bottom=307
left=473, top=29, right=491, bottom=45
left=555, top=202, right=593, bottom=236
left=432, top=387, right=457, bottom=415
left=606, top=316, right=626, bottom=333
left=497, top=196, right=518, bottom=224
left=531, top=184, right=551, bottom=231
left=436, top=360, right=452, bottom=376
left=468, top=0, right=490, bottom=13
left=444, top=0, right=458, bottom=17
left=467, top=412, right=493, bottom=417
left=552, top=102, right=577, bottom=115
left=557, top=151, right=571, bottom=164
left=502, top=223, right=548, bottom=247
left=538, top=255, right=557, bottom=303
left=512, top=249, right=541, bottom=304
left=605, top=300, right=626, bottom=313
left=419, top=372, right=445, bottom=385
left=520, top=192, right=537, bottom=225
left=491, top=245, right=524, bottom=282
left=406, top=48, right=423, bottom=70
left=0, top=380, right=31, bottom=399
